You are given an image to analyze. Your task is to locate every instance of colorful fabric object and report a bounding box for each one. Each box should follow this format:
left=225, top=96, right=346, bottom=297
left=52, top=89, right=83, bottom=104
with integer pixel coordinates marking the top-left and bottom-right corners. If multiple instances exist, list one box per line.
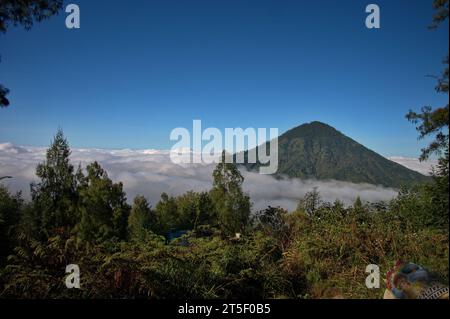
left=385, top=261, right=449, bottom=299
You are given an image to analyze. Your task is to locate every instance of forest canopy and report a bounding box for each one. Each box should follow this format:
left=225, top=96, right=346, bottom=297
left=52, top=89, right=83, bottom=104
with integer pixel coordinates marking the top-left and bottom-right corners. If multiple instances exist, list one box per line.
left=0, top=129, right=448, bottom=299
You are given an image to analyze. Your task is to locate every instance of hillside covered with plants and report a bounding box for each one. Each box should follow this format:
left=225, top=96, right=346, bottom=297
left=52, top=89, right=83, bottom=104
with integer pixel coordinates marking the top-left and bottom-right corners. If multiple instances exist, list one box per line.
left=244, top=121, right=429, bottom=188
left=0, top=0, right=448, bottom=300
left=0, top=130, right=448, bottom=299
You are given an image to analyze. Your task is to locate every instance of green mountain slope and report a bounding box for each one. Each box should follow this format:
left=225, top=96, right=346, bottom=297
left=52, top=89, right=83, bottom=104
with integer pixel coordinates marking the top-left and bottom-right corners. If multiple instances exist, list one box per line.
left=243, top=121, right=429, bottom=188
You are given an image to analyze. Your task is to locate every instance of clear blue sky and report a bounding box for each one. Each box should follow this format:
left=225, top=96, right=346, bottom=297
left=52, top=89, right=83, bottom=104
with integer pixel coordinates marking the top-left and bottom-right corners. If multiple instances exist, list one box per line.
left=0, top=0, right=448, bottom=157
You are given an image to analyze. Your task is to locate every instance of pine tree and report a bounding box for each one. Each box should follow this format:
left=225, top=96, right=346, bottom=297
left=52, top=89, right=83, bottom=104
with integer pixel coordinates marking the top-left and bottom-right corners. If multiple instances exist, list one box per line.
left=76, top=161, right=130, bottom=242
left=30, top=129, right=78, bottom=237
left=128, top=196, right=155, bottom=241
left=210, top=152, right=251, bottom=235
left=194, top=192, right=215, bottom=229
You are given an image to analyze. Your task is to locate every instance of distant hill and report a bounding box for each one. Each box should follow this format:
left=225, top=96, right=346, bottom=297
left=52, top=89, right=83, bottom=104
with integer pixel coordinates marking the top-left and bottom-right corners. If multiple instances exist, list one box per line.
left=243, top=121, right=429, bottom=188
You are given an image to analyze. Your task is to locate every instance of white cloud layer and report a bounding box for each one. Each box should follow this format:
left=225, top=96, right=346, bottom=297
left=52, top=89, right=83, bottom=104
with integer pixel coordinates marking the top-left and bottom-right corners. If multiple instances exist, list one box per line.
left=388, top=156, right=438, bottom=176
left=0, top=142, right=410, bottom=211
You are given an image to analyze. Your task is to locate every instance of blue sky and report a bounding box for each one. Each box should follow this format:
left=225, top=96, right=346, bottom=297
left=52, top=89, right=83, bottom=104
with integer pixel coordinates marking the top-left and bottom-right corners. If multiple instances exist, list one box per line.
left=0, top=0, right=448, bottom=157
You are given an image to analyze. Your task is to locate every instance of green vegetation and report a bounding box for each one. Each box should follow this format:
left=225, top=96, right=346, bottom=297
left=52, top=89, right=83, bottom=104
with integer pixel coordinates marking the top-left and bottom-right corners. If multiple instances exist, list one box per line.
left=245, top=121, right=429, bottom=188
left=0, top=0, right=447, bottom=299
left=0, top=130, right=448, bottom=299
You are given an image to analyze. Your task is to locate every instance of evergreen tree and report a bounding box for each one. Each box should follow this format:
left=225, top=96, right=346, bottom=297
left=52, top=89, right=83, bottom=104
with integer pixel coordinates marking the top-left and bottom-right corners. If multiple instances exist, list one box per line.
left=154, top=192, right=179, bottom=235
left=76, top=161, right=130, bottom=242
left=353, top=197, right=363, bottom=211
left=407, top=1, right=448, bottom=161
left=175, top=191, right=215, bottom=230
left=297, top=187, right=322, bottom=217
left=194, top=192, right=215, bottom=228
left=350, top=196, right=369, bottom=224
left=30, top=129, right=78, bottom=237
left=128, top=196, right=155, bottom=241
left=210, top=152, right=251, bottom=235
left=406, top=0, right=449, bottom=228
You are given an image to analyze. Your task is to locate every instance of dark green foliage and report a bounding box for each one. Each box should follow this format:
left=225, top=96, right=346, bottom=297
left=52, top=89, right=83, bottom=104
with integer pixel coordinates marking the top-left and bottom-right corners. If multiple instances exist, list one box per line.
left=1, top=0, right=449, bottom=299
left=0, top=0, right=63, bottom=32
left=252, top=206, right=290, bottom=252
left=429, top=148, right=449, bottom=227
left=154, top=192, right=179, bottom=235
left=406, top=62, right=448, bottom=227
left=0, top=186, right=22, bottom=263
left=407, top=102, right=449, bottom=161
left=20, top=131, right=131, bottom=243
left=1, top=184, right=448, bottom=299
left=391, top=180, right=448, bottom=230
left=128, top=196, right=155, bottom=241
left=0, top=130, right=448, bottom=299
left=0, top=85, right=9, bottom=108
left=406, top=4, right=448, bottom=228
left=154, top=191, right=217, bottom=236
left=245, top=121, right=428, bottom=188
left=285, top=197, right=449, bottom=298
left=430, top=0, right=449, bottom=29
left=30, top=129, right=78, bottom=238
left=296, top=187, right=322, bottom=217
left=210, top=152, right=251, bottom=235
left=76, top=162, right=130, bottom=243
left=253, top=206, right=288, bottom=236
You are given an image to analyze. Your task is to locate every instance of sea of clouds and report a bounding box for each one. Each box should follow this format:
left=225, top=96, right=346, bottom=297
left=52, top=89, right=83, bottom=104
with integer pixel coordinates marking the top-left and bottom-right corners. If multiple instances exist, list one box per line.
left=387, top=156, right=437, bottom=176
left=0, top=142, right=435, bottom=211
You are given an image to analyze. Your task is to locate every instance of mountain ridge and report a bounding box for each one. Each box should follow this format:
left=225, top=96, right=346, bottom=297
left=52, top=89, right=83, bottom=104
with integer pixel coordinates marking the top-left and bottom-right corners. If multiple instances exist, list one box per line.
left=243, top=121, right=429, bottom=188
